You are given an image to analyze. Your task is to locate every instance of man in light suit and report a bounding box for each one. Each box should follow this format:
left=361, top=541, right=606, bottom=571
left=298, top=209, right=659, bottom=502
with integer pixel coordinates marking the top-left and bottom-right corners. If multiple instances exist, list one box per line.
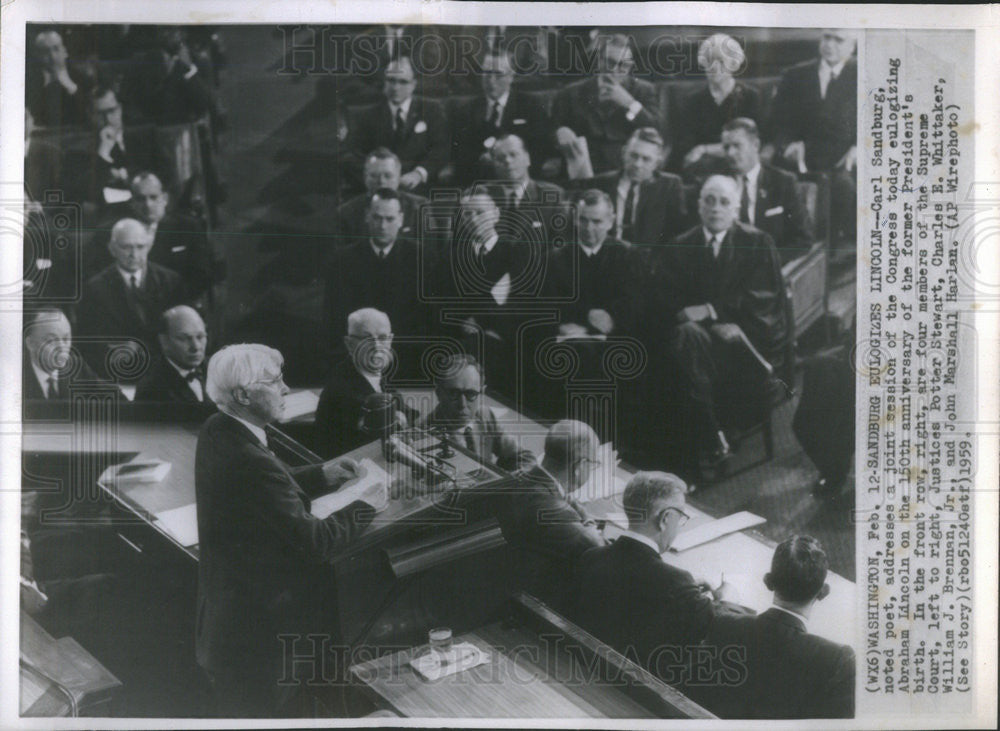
left=573, top=472, right=743, bottom=675
left=76, top=218, right=186, bottom=381
left=689, top=535, right=855, bottom=718
left=346, top=56, right=449, bottom=191
left=552, top=34, right=662, bottom=174
left=722, top=118, right=813, bottom=265
left=196, top=344, right=385, bottom=716
left=22, top=308, right=101, bottom=411
left=314, top=309, right=416, bottom=459
left=573, top=127, right=687, bottom=250
left=418, top=354, right=535, bottom=472
left=135, top=305, right=215, bottom=417
left=654, top=175, right=788, bottom=466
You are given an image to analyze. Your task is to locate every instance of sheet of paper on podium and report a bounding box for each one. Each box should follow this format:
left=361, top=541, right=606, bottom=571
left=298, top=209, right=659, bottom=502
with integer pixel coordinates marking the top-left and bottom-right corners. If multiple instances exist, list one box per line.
left=668, top=511, right=766, bottom=553
left=311, top=458, right=389, bottom=519
left=280, top=389, right=320, bottom=421
left=153, top=503, right=199, bottom=547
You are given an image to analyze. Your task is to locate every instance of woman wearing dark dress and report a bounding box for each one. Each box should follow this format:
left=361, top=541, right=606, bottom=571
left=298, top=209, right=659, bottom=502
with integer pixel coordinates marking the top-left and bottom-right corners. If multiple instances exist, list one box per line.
left=670, top=34, right=761, bottom=179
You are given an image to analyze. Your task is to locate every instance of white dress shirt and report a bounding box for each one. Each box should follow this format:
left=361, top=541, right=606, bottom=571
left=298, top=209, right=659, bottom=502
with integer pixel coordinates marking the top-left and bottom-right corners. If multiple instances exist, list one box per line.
left=388, top=97, right=412, bottom=129
left=818, top=58, right=848, bottom=99
left=485, top=91, right=510, bottom=123
left=741, top=163, right=762, bottom=225
left=615, top=176, right=639, bottom=237
left=475, top=232, right=500, bottom=258
left=370, top=239, right=396, bottom=259
left=579, top=241, right=604, bottom=258
left=229, top=413, right=268, bottom=447
left=31, top=361, right=60, bottom=399
left=703, top=227, right=725, bottom=259
left=165, top=357, right=205, bottom=401
left=117, top=266, right=143, bottom=288
left=358, top=368, right=383, bottom=394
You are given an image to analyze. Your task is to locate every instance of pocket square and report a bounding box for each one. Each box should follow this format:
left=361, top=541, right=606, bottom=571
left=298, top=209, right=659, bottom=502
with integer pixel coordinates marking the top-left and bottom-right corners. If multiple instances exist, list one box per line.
left=171, top=245, right=187, bottom=252
left=764, top=206, right=784, bottom=217
left=414, top=120, right=427, bottom=134
left=513, top=118, right=527, bottom=125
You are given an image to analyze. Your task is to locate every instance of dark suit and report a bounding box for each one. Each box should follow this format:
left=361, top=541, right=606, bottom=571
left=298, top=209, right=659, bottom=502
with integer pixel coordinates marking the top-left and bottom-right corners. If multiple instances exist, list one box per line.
left=418, top=404, right=535, bottom=472
left=552, top=77, right=662, bottom=173
left=450, top=91, right=554, bottom=184
left=575, top=171, right=688, bottom=249
left=121, top=49, right=218, bottom=125
left=322, top=236, right=428, bottom=340
left=26, top=64, right=92, bottom=128
left=668, top=82, right=761, bottom=172
left=195, top=412, right=374, bottom=715
left=481, top=179, right=570, bottom=250
left=314, top=358, right=415, bottom=459
left=347, top=97, right=449, bottom=183
left=76, top=262, right=185, bottom=381
left=573, top=536, right=724, bottom=675
left=689, top=607, right=855, bottom=718
left=62, top=125, right=169, bottom=207
left=22, top=348, right=101, bottom=417
left=333, top=190, right=427, bottom=249
left=134, top=355, right=216, bottom=417
left=543, top=239, right=641, bottom=335
left=770, top=58, right=857, bottom=173
left=743, top=164, right=813, bottom=264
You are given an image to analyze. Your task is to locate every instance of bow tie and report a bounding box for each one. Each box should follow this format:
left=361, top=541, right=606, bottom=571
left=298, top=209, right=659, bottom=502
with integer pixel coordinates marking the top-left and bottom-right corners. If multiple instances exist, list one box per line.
left=184, top=368, right=204, bottom=382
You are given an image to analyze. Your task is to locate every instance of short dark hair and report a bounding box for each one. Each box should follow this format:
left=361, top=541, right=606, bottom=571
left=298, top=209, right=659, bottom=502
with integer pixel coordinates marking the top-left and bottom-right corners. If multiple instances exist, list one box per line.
left=721, top=117, right=760, bottom=140
left=368, top=187, right=402, bottom=210
left=492, top=132, right=526, bottom=152
left=628, top=126, right=664, bottom=149
left=431, top=353, right=483, bottom=385
left=365, top=147, right=401, bottom=166
left=575, top=188, right=614, bottom=212
left=622, top=472, right=687, bottom=526
left=769, top=535, right=829, bottom=603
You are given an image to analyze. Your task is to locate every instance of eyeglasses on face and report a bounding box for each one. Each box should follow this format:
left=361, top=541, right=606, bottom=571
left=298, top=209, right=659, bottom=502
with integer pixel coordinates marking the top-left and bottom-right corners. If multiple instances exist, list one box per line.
left=348, top=333, right=394, bottom=343
left=658, top=506, right=691, bottom=526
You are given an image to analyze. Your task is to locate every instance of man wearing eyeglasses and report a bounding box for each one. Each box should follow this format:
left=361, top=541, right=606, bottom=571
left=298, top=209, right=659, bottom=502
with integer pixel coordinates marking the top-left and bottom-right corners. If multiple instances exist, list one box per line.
left=315, top=308, right=416, bottom=458
left=196, top=343, right=385, bottom=716
left=417, top=354, right=534, bottom=472
left=572, top=471, right=742, bottom=678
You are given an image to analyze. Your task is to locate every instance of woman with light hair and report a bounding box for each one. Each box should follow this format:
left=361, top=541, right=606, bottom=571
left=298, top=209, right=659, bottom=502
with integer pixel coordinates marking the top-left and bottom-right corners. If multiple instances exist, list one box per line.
left=669, top=33, right=761, bottom=176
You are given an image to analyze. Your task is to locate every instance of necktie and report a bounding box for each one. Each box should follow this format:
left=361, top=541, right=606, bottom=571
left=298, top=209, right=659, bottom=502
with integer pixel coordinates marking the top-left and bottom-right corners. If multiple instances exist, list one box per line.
left=129, top=273, right=139, bottom=291
left=489, top=101, right=502, bottom=128
left=463, top=426, right=477, bottom=454
left=46, top=375, right=58, bottom=399
left=740, top=175, right=751, bottom=223
left=392, top=107, right=406, bottom=148
left=506, top=186, right=518, bottom=210
left=474, top=244, right=486, bottom=269
left=621, top=183, right=636, bottom=242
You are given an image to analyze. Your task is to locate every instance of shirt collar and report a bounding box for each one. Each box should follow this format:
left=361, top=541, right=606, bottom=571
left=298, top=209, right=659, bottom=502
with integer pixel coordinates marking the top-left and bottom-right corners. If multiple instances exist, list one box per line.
left=744, top=162, right=761, bottom=189
left=389, top=97, right=412, bottom=118
left=165, top=356, right=196, bottom=378
left=371, top=239, right=395, bottom=258
left=31, top=360, right=58, bottom=393
left=487, top=91, right=510, bottom=110
left=117, top=266, right=143, bottom=287
left=477, top=232, right=499, bottom=255
left=579, top=241, right=604, bottom=258
left=821, top=58, right=847, bottom=79
left=228, top=413, right=268, bottom=447
left=703, top=227, right=725, bottom=245
left=617, top=529, right=661, bottom=555
left=769, top=604, right=809, bottom=631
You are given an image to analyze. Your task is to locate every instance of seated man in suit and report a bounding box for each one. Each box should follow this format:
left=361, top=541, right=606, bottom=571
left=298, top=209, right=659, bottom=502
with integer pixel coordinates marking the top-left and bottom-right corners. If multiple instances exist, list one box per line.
left=573, top=471, right=742, bottom=674
left=417, top=354, right=535, bottom=472
left=22, top=308, right=101, bottom=411
left=552, top=34, right=661, bottom=175
left=491, top=420, right=606, bottom=609
left=769, top=30, right=857, bottom=245
left=656, top=175, right=787, bottom=468
left=135, top=305, right=214, bottom=416
left=76, top=218, right=185, bottom=381
left=90, top=172, right=217, bottom=301
left=27, top=29, right=92, bottom=128
left=722, top=118, right=813, bottom=264
left=544, top=189, right=640, bottom=338
left=196, top=344, right=385, bottom=716
left=447, top=51, right=556, bottom=185
left=346, top=56, right=449, bottom=191
left=484, top=133, right=568, bottom=248
left=323, top=188, right=428, bottom=347
left=314, top=308, right=415, bottom=458
left=333, top=148, right=427, bottom=248
left=689, top=535, right=855, bottom=718
left=574, top=127, right=687, bottom=249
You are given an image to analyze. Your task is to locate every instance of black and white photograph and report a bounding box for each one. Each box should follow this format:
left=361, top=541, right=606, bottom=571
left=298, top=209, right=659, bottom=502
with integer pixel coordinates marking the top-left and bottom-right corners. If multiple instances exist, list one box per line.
left=2, top=2, right=996, bottom=728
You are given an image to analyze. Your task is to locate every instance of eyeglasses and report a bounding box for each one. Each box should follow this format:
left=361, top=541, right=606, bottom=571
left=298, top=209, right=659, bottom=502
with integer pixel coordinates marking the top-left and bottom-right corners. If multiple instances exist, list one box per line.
left=348, top=333, right=393, bottom=344
left=658, top=506, right=691, bottom=526
left=441, top=387, right=481, bottom=401
left=252, top=373, right=285, bottom=387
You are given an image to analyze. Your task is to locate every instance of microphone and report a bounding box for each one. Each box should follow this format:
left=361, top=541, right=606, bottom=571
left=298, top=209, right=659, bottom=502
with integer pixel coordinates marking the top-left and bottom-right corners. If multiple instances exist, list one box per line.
left=362, top=392, right=396, bottom=439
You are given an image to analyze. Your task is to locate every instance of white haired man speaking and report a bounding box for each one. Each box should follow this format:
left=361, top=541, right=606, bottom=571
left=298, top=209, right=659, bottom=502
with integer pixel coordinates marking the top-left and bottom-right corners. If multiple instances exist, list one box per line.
left=195, top=343, right=386, bottom=716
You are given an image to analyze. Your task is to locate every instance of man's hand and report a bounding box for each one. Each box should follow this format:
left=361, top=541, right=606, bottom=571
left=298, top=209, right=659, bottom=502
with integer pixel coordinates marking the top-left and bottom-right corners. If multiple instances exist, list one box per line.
left=836, top=145, right=857, bottom=172
left=98, top=126, right=119, bottom=160
left=712, top=580, right=740, bottom=603
left=322, top=457, right=360, bottom=487
left=54, top=66, right=78, bottom=94
left=399, top=170, right=423, bottom=190
left=678, top=303, right=715, bottom=324
left=587, top=308, right=614, bottom=335
left=393, top=409, right=409, bottom=430
left=558, top=322, right=589, bottom=338
left=459, top=316, right=479, bottom=336
left=598, top=76, right=635, bottom=109
left=710, top=322, right=744, bottom=346
left=684, top=144, right=708, bottom=167
left=782, top=141, right=806, bottom=167
left=357, top=479, right=389, bottom=511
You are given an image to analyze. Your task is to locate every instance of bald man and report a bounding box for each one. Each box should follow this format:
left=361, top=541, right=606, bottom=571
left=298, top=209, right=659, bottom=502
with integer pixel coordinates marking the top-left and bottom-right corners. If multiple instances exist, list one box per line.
left=135, top=306, right=215, bottom=414
left=491, top=420, right=606, bottom=609
left=22, top=308, right=100, bottom=408
left=653, top=175, right=787, bottom=466
left=77, top=218, right=185, bottom=380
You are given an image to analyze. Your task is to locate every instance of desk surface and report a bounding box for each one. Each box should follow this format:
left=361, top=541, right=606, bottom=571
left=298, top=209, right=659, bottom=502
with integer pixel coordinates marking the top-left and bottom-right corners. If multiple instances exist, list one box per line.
left=21, top=390, right=855, bottom=645
left=350, top=622, right=657, bottom=719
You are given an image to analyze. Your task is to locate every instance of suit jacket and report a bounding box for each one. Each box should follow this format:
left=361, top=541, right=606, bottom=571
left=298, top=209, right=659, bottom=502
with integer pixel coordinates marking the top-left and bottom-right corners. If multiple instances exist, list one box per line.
left=62, top=125, right=169, bottom=207
left=347, top=96, right=450, bottom=181
left=121, top=49, right=218, bottom=125
left=654, top=223, right=788, bottom=360
left=572, top=536, right=724, bottom=673
left=76, top=262, right=185, bottom=380
left=552, top=76, right=662, bottom=173
left=194, top=412, right=375, bottom=685
left=770, top=58, right=857, bottom=172
left=333, top=190, right=427, bottom=249
left=22, top=348, right=101, bottom=403
left=576, top=170, right=688, bottom=249
left=418, top=404, right=536, bottom=472
left=543, top=238, right=641, bottom=334
left=134, top=354, right=216, bottom=417
left=689, top=607, right=855, bottom=719
left=450, top=91, right=554, bottom=184
left=26, top=63, right=92, bottom=128
left=314, top=358, right=414, bottom=458
left=88, top=212, right=216, bottom=299
left=668, top=82, right=761, bottom=171
left=482, top=179, right=570, bottom=250
left=745, top=164, right=814, bottom=265
left=323, top=236, right=428, bottom=338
